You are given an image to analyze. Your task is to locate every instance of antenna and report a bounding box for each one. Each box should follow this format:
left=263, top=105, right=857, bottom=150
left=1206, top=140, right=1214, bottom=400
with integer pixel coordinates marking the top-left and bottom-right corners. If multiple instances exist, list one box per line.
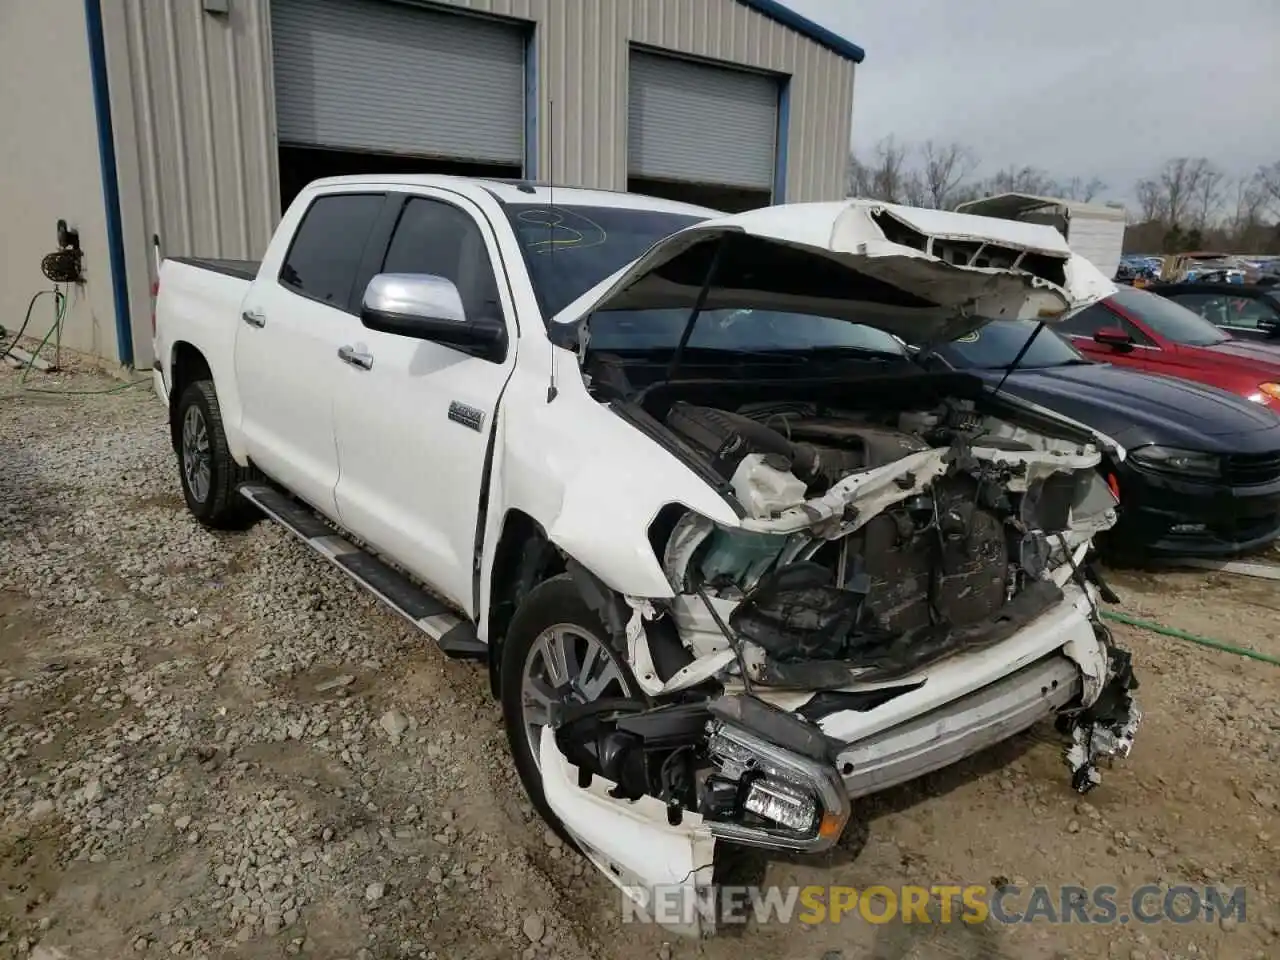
left=546, top=97, right=559, bottom=403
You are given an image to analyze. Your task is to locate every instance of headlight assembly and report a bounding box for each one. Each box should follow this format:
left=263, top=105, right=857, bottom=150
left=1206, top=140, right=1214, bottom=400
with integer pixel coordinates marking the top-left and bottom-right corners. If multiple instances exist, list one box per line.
left=1128, top=445, right=1220, bottom=479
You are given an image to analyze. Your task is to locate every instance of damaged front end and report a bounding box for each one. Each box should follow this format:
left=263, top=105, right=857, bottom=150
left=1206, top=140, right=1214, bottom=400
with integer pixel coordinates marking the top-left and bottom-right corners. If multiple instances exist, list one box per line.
left=534, top=199, right=1142, bottom=934
left=538, top=391, right=1143, bottom=933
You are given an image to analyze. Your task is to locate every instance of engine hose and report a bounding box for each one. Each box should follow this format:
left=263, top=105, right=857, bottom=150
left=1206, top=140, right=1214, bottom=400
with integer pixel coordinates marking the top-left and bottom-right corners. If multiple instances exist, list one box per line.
left=1100, top=610, right=1280, bottom=667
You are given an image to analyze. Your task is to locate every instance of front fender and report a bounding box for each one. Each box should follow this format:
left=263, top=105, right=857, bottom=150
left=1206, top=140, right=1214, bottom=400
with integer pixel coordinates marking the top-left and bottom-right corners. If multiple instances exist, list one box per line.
left=494, top=374, right=740, bottom=599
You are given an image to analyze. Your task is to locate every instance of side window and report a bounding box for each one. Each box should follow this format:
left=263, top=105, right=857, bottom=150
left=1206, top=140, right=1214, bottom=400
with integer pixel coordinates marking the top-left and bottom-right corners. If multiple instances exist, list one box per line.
left=1120, top=317, right=1156, bottom=346
left=381, top=198, right=504, bottom=325
left=1169, top=293, right=1231, bottom=327
left=279, top=193, right=384, bottom=311
left=1227, top=297, right=1277, bottom=330
left=1058, top=303, right=1116, bottom=338
left=1059, top=303, right=1156, bottom=346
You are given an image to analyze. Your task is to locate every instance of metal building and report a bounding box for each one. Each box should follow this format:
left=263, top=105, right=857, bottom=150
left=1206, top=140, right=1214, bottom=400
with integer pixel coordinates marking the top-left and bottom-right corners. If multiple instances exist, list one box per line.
left=1, top=0, right=863, bottom=371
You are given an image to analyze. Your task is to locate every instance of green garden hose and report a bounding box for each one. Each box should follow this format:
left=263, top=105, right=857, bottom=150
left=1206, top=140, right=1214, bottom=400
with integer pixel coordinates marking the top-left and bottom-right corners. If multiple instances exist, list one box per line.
left=5, top=287, right=149, bottom=396
left=1101, top=610, right=1280, bottom=667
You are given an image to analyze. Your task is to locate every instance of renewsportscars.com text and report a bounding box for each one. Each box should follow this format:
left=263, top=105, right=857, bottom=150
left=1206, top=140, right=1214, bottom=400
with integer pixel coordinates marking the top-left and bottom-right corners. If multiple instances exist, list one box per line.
left=621, top=883, right=1248, bottom=927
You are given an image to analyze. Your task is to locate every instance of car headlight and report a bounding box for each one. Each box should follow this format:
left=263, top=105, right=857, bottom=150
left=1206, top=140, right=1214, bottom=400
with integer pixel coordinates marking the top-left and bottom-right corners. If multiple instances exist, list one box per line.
left=1254, top=382, right=1280, bottom=402
left=1128, top=445, right=1221, bottom=478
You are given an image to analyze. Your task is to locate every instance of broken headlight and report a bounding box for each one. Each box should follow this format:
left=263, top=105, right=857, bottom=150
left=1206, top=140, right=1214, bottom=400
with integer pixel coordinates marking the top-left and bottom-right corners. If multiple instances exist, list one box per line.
left=661, top=510, right=792, bottom=595
left=701, top=721, right=850, bottom=852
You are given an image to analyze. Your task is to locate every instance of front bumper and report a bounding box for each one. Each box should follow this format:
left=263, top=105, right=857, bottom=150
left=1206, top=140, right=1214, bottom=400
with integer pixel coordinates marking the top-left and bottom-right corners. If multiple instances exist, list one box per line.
left=836, top=653, right=1081, bottom=797
left=1114, top=463, right=1280, bottom=556
left=542, top=598, right=1141, bottom=938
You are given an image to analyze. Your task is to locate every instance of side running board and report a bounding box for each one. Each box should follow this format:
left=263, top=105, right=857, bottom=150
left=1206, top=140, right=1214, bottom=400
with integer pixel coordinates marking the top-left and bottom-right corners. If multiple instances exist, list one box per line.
left=238, top=483, right=488, bottom=661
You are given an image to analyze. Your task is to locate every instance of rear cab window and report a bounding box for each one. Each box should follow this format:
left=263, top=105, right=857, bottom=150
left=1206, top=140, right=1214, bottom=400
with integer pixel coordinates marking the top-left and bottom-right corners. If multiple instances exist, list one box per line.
left=279, top=193, right=385, bottom=313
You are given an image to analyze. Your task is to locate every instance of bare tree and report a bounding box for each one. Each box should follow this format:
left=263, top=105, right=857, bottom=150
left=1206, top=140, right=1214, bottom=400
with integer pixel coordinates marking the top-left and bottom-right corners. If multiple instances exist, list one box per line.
left=1061, top=176, right=1107, bottom=203
left=1192, top=163, right=1226, bottom=230
left=869, top=136, right=911, bottom=203
left=1229, top=173, right=1269, bottom=232
left=846, top=154, right=875, bottom=198
left=920, top=141, right=977, bottom=209
left=1135, top=177, right=1165, bottom=221
left=984, top=165, right=1060, bottom=197
left=1143, top=157, right=1218, bottom=228
left=846, top=137, right=919, bottom=203
left=1256, top=160, right=1280, bottom=215
left=902, top=169, right=928, bottom=208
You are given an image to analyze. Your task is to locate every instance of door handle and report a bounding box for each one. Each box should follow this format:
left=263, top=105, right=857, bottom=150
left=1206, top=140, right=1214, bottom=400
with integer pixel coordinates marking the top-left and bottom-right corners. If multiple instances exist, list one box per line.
left=241, top=309, right=266, bottom=328
left=338, top=345, right=374, bottom=370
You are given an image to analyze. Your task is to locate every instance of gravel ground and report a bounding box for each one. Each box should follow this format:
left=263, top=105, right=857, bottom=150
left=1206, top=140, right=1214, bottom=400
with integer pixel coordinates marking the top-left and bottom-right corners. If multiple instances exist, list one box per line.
left=1, top=364, right=1278, bottom=960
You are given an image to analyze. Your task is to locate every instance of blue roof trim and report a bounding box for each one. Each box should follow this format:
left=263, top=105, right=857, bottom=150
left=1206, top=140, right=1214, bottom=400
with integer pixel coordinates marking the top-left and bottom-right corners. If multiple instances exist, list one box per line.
left=735, top=0, right=865, bottom=63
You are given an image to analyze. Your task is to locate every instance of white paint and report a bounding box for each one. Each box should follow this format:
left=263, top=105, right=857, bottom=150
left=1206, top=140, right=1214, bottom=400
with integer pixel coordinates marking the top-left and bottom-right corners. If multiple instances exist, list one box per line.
left=538, top=728, right=716, bottom=938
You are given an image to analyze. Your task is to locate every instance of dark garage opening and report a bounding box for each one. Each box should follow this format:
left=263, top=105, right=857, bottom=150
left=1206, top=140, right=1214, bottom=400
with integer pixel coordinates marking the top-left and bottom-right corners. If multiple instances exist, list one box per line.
left=279, top=145, right=522, bottom=213
left=627, top=177, right=772, bottom=215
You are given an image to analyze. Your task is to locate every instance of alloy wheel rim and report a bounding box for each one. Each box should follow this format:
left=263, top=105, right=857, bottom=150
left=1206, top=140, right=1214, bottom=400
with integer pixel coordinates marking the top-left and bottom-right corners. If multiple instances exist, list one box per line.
left=521, top=622, right=631, bottom=769
left=181, top=405, right=212, bottom=504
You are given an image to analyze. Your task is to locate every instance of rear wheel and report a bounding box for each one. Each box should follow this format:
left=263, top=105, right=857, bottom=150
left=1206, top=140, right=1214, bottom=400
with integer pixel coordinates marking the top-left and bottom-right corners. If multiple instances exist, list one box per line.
left=500, top=575, right=635, bottom=843
left=175, top=380, right=257, bottom=529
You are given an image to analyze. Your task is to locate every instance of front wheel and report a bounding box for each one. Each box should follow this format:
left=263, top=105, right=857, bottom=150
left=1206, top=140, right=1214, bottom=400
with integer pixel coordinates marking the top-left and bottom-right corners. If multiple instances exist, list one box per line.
left=500, top=574, right=636, bottom=844
left=175, top=380, right=257, bottom=529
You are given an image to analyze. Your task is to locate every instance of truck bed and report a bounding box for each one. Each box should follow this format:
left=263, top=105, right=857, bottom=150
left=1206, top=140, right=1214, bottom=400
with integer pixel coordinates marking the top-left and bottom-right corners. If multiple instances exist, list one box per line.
left=169, top=257, right=261, bottom=282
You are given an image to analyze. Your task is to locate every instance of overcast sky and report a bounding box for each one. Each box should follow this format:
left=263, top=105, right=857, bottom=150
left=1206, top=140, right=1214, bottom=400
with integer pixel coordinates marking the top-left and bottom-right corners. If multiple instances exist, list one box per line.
left=783, top=0, right=1280, bottom=204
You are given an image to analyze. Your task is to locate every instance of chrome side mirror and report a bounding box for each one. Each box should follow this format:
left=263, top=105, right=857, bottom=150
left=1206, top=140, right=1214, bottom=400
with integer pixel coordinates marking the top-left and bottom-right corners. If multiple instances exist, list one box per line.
left=360, top=273, right=505, bottom=361
left=362, top=273, right=467, bottom=325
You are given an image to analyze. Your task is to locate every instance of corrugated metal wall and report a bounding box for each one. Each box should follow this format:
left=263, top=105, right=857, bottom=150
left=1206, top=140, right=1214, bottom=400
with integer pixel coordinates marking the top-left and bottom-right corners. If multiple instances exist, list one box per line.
left=101, top=0, right=279, bottom=367
left=100, top=0, right=855, bottom=368
left=446, top=0, right=854, bottom=201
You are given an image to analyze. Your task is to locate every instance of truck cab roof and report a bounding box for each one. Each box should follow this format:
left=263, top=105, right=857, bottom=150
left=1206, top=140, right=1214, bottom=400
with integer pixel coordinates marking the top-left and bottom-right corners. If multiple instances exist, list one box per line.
left=300, top=173, right=722, bottom=217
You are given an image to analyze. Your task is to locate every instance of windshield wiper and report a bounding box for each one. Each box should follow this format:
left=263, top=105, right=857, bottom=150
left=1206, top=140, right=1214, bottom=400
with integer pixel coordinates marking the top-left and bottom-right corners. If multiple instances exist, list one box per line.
left=790, top=345, right=907, bottom=361
left=990, top=357, right=1090, bottom=371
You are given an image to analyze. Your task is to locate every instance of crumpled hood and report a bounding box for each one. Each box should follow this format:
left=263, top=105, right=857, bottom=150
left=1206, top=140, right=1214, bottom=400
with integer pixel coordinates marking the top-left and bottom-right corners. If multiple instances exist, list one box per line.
left=549, top=199, right=1117, bottom=348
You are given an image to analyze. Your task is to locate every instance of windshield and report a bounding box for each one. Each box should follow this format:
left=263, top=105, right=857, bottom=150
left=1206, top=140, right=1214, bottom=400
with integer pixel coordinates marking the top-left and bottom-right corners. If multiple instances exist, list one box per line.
left=587, top=308, right=910, bottom=356
left=1110, top=285, right=1228, bottom=346
left=504, top=203, right=706, bottom=318
left=505, top=202, right=911, bottom=358
left=936, top=320, right=1088, bottom=370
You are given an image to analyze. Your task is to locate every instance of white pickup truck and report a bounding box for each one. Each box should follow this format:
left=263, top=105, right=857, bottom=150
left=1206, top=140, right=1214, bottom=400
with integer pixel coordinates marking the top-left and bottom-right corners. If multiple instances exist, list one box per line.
left=153, top=175, right=1140, bottom=934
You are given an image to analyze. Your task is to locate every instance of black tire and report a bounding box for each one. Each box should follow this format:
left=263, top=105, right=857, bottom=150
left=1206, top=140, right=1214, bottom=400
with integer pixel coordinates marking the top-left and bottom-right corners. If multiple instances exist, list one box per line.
left=500, top=574, right=637, bottom=845
left=175, top=380, right=258, bottom=530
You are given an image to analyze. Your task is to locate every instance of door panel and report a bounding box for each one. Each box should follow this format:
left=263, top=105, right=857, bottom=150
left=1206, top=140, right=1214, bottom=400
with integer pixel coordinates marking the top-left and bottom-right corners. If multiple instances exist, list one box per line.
left=333, top=193, right=516, bottom=613
left=235, top=193, right=384, bottom=516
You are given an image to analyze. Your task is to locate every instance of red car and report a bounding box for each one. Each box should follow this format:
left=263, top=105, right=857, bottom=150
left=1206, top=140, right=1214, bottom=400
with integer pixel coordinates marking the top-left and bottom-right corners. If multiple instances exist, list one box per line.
left=1058, top=285, right=1280, bottom=410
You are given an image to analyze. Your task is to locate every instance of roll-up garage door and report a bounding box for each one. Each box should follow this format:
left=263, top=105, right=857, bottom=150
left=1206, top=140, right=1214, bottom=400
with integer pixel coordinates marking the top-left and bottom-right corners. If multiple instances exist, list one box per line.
left=628, top=50, right=778, bottom=190
left=272, top=0, right=525, bottom=165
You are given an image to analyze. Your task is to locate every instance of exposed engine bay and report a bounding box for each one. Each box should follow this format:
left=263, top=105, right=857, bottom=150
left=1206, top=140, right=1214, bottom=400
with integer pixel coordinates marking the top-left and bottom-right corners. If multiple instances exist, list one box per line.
left=651, top=392, right=1117, bottom=687
left=547, top=382, right=1139, bottom=870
